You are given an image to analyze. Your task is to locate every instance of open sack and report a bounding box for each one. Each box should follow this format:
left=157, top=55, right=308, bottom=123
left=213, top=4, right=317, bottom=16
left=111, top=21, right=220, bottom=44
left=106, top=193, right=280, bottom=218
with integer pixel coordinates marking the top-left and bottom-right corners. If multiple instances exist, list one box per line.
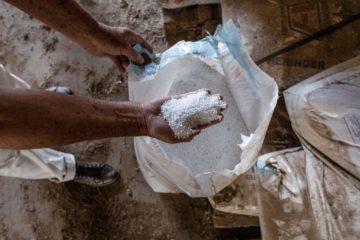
left=128, top=21, right=278, bottom=197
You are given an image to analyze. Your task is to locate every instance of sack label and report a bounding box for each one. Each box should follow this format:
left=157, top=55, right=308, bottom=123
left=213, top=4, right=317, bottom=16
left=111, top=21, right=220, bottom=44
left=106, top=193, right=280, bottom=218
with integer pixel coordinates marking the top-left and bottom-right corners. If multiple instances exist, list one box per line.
left=345, top=112, right=360, bottom=145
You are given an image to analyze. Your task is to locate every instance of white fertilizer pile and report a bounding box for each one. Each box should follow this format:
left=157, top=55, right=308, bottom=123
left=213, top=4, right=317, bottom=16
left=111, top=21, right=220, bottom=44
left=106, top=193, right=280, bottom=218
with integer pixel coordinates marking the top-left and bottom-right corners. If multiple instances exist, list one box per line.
left=161, top=90, right=227, bottom=139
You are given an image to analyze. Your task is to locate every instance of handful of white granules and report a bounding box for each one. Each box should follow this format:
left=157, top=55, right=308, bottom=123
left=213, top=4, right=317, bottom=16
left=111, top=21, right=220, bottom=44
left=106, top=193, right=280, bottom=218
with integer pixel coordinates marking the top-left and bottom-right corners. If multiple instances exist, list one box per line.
left=161, top=90, right=227, bottom=139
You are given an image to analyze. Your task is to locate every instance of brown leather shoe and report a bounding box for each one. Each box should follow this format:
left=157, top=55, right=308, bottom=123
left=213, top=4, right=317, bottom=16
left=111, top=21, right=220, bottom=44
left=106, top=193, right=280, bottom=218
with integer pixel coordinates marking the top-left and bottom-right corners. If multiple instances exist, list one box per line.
left=74, top=162, right=119, bottom=187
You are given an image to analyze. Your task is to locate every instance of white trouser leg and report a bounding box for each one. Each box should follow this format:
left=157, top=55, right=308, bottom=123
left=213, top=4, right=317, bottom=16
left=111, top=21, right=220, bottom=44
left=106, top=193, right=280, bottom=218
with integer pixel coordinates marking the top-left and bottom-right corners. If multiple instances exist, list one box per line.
left=0, top=64, right=76, bottom=182
left=0, top=149, right=76, bottom=182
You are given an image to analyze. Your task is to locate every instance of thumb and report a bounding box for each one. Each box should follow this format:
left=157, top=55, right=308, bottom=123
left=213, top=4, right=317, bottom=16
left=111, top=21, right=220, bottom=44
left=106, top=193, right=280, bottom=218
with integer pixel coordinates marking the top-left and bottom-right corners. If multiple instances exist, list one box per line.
left=109, top=56, right=126, bottom=73
left=122, top=45, right=144, bottom=65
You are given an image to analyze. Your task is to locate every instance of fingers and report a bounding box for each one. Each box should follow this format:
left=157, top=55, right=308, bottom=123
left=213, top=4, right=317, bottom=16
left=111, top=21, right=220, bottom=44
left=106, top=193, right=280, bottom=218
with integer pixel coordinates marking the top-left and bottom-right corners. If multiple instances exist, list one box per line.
left=197, top=114, right=224, bottom=130
left=193, top=88, right=211, bottom=95
left=119, top=55, right=130, bottom=70
left=128, top=31, right=154, bottom=53
left=169, top=129, right=201, bottom=144
left=134, top=35, right=153, bottom=53
left=183, top=130, right=201, bottom=142
left=122, top=45, right=145, bottom=65
left=214, top=94, right=223, bottom=100
left=115, top=33, right=153, bottom=65
left=93, top=26, right=153, bottom=67
left=191, top=129, right=201, bottom=138
left=110, top=56, right=125, bottom=73
left=122, top=61, right=130, bottom=70
left=213, top=94, right=227, bottom=112
left=110, top=55, right=130, bottom=73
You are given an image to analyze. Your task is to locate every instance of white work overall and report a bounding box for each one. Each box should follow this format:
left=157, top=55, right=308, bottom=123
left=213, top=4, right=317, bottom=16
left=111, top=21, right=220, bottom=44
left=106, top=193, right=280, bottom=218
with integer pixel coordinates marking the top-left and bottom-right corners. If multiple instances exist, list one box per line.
left=0, top=64, right=76, bottom=182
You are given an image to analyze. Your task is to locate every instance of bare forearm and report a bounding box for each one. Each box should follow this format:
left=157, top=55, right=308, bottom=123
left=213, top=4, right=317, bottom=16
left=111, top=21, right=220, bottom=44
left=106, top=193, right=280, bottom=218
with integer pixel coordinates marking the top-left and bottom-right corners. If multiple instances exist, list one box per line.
left=3, top=0, right=154, bottom=71
left=0, top=87, right=147, bottom=149
left=3, top=0, right=102, bottom=47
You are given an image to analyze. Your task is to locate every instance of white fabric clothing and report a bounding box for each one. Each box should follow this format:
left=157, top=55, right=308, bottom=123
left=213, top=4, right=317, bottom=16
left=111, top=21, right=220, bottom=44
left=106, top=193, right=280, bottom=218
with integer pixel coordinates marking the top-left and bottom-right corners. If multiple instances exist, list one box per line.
left=0, top=64, right=76, bottom=182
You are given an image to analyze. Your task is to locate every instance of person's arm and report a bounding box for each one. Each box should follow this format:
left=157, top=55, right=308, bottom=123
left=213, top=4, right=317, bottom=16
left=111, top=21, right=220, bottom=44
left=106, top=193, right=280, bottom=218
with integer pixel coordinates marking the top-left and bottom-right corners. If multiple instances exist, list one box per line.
left=3, top=0, right=152, bottom=72
left=0, top=87, right=220, bottom=149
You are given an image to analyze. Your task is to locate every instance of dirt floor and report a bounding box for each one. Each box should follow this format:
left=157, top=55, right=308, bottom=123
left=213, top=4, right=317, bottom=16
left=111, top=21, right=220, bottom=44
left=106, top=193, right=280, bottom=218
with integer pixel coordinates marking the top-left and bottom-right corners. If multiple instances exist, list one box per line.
left=0, top=1, right=219, bottom=239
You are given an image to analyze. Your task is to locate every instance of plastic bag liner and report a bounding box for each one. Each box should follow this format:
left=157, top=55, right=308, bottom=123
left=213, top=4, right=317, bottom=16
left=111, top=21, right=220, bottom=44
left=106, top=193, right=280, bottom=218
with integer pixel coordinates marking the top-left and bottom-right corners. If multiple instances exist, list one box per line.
left=128, top=21, right=278, bottom=197
left=284, top=56, right=360, bottom=180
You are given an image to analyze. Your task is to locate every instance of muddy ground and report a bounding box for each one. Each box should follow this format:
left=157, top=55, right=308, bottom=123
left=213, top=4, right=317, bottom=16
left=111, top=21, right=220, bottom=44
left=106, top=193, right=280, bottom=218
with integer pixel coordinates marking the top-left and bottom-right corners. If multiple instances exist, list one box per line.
left=0, top=1, right=221, bottom=239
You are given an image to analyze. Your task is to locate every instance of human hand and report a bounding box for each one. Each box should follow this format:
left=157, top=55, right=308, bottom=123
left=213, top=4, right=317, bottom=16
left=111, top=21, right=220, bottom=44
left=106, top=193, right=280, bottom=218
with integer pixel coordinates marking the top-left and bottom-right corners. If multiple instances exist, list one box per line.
left=83, top=23, right=153, bottom=72
left=141, top=90, right=226, bottom=144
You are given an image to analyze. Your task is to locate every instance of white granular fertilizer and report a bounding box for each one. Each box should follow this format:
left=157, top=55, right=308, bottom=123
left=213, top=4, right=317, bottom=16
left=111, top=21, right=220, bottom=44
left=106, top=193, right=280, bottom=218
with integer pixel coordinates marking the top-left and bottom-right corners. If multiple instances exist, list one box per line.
left=161, top=90, right=227, bottom=139
left=157, top=56, right=250, bottom=175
